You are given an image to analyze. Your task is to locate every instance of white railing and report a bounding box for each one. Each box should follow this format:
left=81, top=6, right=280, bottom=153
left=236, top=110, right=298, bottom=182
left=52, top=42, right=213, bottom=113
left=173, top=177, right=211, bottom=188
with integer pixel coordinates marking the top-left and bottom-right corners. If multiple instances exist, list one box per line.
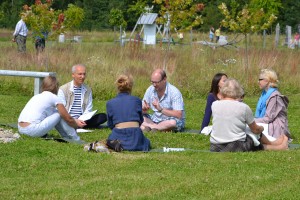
left=0, top=70, right=56, bottom=95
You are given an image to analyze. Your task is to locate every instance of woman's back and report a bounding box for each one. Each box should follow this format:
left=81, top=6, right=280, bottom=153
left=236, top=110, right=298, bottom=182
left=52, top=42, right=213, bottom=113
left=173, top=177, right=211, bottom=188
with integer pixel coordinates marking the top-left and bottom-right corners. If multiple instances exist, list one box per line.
left=106, top=93, right=143, bottom=128
left=210, top=100, right=254, bottom=144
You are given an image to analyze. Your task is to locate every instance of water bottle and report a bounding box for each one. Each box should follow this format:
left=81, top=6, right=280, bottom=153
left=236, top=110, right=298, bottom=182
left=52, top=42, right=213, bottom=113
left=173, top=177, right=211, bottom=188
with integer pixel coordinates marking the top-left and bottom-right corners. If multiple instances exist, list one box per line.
left=163, top=147, right=185, bottom=152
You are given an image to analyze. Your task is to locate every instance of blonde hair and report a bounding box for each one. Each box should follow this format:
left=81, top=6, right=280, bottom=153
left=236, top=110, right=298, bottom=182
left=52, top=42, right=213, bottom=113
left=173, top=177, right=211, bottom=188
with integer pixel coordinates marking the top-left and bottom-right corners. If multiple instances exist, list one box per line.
left=115, top=74, right=133, bottom=93
left=260, top=69, right=279, bottom=88
left=41, top=76, right=59, bottom=94
left=220, top=78, right=244, bottom=99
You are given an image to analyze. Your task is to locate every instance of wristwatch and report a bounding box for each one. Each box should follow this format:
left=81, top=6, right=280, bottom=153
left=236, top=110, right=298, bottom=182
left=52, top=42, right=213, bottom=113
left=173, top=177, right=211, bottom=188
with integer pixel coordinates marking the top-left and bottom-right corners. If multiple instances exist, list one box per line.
left=158, top=108, right=163, bottom=112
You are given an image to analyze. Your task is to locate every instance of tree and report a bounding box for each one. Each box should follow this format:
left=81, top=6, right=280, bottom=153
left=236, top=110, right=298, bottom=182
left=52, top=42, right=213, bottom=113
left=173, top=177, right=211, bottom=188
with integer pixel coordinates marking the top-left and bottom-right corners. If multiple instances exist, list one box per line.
left=109, top=8, right=127, bottom=45
left=277, top=0, right=300, bottom=32
left=127, top=0, right=149, bottom=29
left=218, top=1, right=277, bottom=72
left=21, top=0, right=84, bottom=40
left=64, top=4, right=85, bottom=32
left=248, top=0, right=281, bottom=33
left=153, top=0, right=204, bottom=70
left=0, top=0, right=26, bottom=28
left=154, top=0, right=203, bottom=33
left=109, top=8, right=127, bottom=28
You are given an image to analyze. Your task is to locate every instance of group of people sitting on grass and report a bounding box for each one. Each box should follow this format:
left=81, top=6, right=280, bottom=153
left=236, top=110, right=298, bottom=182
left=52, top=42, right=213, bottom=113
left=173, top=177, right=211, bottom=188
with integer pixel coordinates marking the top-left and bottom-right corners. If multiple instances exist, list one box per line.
left=18, top=64, right=290, bottom=152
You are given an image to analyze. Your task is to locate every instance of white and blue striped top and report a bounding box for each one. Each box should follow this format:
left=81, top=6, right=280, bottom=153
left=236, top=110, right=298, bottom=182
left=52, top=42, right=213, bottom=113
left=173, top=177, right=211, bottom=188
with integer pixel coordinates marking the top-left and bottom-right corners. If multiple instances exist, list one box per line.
left=69, top=85, right=82, bottom=119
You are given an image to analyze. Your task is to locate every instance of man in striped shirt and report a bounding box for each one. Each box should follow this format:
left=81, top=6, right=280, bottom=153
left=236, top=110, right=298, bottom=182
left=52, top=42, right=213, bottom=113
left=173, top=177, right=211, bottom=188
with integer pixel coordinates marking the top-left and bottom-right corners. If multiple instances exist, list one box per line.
left=58, top=64, right=107, bottom=129
left=12, top=17, right=28, bottom=53
left=141, top=69, right=185, bottom=132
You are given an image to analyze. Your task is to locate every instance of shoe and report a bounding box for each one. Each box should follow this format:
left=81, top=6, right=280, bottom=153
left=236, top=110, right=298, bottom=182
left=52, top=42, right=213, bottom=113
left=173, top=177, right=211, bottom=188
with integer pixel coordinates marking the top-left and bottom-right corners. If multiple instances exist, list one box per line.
left=41, top=134, right=49, bottom=138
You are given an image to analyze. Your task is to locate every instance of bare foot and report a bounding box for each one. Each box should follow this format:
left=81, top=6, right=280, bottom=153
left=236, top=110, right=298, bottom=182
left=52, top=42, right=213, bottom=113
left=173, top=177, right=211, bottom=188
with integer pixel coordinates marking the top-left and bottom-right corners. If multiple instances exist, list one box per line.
left=271, top=134, right=285, bottom=145
left=263, top=135, right=289, bottom=151
left=282, top=135, right=289, bottom=150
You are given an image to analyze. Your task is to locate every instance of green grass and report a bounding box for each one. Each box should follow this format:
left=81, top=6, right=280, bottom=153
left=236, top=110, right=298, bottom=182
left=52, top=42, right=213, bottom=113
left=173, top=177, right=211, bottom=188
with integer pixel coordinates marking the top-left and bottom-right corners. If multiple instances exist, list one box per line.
left=1, top=29, right=300, bottom=199
left=0, top=94, right=300, bottom=199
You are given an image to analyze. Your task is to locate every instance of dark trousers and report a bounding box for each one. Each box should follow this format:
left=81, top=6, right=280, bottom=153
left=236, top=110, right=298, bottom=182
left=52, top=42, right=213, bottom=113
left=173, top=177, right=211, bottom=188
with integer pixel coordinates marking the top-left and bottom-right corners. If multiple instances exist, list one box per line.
left=35, top=38, right=45, bottom=52
left=16, top=35, right=27, bottom=53
left=84, top=113, right=107, bottom=128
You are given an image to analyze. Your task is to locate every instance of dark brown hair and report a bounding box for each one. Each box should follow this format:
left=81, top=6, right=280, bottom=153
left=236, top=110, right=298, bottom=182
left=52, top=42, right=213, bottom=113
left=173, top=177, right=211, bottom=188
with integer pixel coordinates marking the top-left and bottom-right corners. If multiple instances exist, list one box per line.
left=209, top=73, right=228, bottom=98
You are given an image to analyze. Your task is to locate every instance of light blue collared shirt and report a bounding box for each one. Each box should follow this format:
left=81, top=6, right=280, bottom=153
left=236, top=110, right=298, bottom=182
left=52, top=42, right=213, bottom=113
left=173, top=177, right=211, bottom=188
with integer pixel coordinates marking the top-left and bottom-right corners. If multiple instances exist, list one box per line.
left=13, top=19, right=28, bottom=37
left=143, top=82, right=185, bottom=126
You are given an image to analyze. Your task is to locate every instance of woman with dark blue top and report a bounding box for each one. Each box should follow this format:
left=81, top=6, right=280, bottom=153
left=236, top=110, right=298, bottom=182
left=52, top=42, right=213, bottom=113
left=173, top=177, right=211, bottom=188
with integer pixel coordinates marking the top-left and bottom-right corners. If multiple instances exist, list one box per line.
left=106, top=74, right=151, bottom=151
left=200, top=73, right=228, bottom=132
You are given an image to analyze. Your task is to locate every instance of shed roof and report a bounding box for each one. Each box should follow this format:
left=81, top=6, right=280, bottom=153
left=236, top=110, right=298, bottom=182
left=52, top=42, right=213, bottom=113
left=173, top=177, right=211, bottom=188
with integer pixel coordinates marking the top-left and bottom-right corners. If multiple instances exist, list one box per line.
left=137, top=13, right=158, bottom=25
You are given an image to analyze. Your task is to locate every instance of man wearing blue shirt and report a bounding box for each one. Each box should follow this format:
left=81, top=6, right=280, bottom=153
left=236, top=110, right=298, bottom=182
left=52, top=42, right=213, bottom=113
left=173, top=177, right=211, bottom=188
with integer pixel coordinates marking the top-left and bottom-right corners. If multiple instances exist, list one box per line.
left=141, top=69, right=185, bottom=132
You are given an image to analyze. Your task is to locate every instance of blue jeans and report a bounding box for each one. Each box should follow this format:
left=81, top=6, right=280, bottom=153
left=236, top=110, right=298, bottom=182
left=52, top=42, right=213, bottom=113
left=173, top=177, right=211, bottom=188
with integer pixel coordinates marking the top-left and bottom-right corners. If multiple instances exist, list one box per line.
left=18, top=112, right=80, bottom=141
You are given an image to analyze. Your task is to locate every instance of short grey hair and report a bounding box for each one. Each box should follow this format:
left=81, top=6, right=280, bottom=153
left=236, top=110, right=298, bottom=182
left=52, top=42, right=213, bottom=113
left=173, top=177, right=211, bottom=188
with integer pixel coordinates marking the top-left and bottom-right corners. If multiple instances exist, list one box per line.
left=72, top=64, right=86, bottom=73
left=220, top=78, right=244, bottom=99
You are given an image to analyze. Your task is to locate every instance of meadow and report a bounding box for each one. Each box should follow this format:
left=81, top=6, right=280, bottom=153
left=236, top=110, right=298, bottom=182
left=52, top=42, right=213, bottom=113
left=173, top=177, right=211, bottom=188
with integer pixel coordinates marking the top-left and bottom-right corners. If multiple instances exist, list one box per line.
left=0, top=29, right=300, bottom=199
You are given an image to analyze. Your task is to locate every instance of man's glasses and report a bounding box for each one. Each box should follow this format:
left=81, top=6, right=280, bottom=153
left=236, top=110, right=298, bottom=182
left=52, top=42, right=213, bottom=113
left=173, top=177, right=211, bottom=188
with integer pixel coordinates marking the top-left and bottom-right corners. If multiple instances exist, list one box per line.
left=151, top=78, right=164, bottom=84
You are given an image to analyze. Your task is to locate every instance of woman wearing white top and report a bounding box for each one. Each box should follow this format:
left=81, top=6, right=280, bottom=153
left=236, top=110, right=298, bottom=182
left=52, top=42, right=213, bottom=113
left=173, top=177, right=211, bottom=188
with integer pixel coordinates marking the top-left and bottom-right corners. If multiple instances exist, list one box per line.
left=18, top=76, right=86, bottom=141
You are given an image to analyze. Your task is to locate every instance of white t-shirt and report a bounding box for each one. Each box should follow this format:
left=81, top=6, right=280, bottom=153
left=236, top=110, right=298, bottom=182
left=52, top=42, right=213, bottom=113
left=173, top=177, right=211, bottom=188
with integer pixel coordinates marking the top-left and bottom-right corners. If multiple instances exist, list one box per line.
left=18, top=91, right=63, bottom=123
left=210, top=100, right=254, bottom=144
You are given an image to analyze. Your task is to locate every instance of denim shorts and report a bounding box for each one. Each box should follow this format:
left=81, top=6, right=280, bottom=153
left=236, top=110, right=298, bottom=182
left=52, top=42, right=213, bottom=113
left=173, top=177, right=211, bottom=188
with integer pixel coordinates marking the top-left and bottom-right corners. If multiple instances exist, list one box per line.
left=144, top=114, right=185, bottom=132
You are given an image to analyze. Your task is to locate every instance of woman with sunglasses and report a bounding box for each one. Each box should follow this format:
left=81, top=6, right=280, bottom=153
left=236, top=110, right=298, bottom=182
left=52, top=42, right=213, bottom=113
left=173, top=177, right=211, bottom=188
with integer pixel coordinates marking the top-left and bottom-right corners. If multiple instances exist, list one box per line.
left=255, top=69, right=291, bottom=139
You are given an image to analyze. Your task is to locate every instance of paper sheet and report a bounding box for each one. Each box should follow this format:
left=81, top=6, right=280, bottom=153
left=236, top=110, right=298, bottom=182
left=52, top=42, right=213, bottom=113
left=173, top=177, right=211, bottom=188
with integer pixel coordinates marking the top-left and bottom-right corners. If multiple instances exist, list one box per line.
left=200, top=126, right=212, bottom=135
left=76, top=129, right=93, bottom=133
left=78, top=110, right=97, bottom=121
left=246, top=123, right=276, bottom=146
left=201, top=123, right=275, bottom=145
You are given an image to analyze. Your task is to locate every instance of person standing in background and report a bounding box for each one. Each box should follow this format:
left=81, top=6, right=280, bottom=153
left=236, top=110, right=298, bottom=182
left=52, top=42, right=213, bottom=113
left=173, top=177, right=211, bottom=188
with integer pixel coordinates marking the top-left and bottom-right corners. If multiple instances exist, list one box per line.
left=35, top=31, right=48, bottom=54
left=209, top=27, right=214, bottom=42
left=215, top=26, right=221, bottom=43
left=12, top=16, right=28, bottom=53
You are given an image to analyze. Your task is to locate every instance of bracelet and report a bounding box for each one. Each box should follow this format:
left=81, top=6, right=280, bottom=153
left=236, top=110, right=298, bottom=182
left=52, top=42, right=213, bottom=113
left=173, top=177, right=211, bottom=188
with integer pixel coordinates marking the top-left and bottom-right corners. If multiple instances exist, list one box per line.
left=158, top=108, right=163, bottom=112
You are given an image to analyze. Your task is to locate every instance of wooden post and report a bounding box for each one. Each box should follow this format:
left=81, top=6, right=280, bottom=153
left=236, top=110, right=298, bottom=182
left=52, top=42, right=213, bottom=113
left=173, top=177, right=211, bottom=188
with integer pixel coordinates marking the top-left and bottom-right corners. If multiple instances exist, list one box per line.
left=275, top=23, right=280, bottom=47
left=285, top=25, right=292, bottom=47
left=263, top=30, right=266, bottom=49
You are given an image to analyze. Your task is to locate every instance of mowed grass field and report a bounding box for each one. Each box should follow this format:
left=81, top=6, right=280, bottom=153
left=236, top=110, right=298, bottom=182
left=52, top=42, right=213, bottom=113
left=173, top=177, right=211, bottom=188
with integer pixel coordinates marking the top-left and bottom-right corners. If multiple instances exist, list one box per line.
left=1, top=29, right=300, bottom=199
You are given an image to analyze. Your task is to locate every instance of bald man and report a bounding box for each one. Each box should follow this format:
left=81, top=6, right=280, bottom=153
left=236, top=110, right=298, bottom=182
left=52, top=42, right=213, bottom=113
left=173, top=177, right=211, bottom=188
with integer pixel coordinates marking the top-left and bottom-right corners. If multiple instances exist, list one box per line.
left=141, top=69, right=185, bottom=132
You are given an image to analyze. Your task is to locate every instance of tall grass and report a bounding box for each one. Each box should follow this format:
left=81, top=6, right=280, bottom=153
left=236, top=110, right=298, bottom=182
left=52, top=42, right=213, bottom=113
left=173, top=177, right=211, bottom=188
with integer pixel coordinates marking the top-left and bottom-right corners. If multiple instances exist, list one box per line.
left=1, top=30, right=300, bottom=199
left=1, top=29, right=299, bottom=99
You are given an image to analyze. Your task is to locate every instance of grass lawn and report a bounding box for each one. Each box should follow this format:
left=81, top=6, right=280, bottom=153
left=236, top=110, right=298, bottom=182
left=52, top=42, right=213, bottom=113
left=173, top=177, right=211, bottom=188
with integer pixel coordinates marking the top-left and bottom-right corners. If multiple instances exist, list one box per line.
left=0, top=93, right=299, bottom=199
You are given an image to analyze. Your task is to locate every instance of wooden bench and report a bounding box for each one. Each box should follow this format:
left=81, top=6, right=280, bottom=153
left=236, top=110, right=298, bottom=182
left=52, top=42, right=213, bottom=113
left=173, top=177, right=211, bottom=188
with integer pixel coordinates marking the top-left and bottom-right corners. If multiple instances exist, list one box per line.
left=0, top=70, right=56, bottom=95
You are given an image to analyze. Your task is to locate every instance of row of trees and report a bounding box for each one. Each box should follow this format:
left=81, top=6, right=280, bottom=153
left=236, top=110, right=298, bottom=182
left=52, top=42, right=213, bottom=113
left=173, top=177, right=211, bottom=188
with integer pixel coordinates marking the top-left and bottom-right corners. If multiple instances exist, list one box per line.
left=0, top=0, right=299, bottom=33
